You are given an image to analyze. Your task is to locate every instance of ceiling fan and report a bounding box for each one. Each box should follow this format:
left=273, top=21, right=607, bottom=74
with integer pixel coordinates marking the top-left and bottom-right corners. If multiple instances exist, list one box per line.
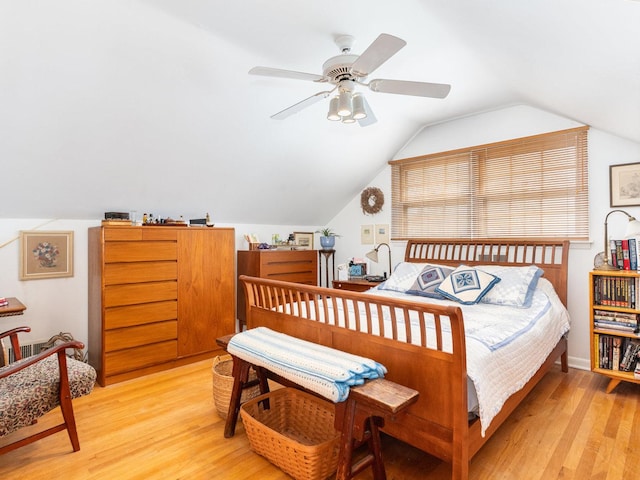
left=249, top=33, right=451, bottom=127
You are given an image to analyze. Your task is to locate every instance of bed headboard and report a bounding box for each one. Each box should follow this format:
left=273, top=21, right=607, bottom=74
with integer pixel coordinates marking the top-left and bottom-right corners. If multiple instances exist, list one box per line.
left=404, top=238, right=570, bottom=307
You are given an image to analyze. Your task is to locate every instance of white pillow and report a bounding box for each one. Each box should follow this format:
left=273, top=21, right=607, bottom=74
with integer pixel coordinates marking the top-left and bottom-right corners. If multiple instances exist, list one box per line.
left=435, top=265, right=500, bottom=305
left=377, top=262, right=432, bottom=293
left=478, top=265, right=543, bottom=308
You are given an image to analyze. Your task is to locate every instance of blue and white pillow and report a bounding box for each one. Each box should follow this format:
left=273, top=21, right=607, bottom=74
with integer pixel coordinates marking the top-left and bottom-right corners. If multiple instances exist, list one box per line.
left=478, top=265, right=543, bottom=308
left=435, top=265, right=501, bottom=305
left=406, top=265, right=455, bottom=299
left=377, top=262, right=432, bottom=293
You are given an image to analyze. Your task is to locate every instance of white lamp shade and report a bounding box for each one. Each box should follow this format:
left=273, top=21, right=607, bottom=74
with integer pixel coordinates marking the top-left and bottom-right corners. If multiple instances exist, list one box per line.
left=365, top=249, right=378, bottom=263
left=352, top=94, right=367, bottom=120
left=341, top=114, right=356, bottom=124
left=337, top=91, right=353, bottom=117
left=327, top=97, right=340, bottom=121
left=625, top=219, right=640, bottom=237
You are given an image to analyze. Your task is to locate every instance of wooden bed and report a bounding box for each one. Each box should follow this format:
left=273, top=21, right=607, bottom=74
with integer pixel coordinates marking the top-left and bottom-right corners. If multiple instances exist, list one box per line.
left=239, top=238, right=570, bottom=480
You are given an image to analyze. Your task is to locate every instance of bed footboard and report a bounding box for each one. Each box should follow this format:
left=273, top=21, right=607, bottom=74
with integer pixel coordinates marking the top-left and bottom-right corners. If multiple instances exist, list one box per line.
left=240, top=275, right=472, bottom=474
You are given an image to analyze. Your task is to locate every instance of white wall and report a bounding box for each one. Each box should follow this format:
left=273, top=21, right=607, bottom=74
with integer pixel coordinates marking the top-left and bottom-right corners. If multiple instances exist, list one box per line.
left=0, top=219, right=95, bottom=347
left=4, top=104, right=640, bottom=371
left=0, top=219, right=320, bottom=349
left=328, top=105, right=640, bottom=371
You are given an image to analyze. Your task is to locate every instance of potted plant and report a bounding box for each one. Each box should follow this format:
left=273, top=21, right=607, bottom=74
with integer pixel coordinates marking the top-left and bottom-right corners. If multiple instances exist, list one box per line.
left=316, top=228, right=340, bottom=250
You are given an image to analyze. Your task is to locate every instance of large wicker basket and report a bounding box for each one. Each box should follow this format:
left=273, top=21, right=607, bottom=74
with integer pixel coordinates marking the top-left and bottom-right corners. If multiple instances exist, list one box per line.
left=240, top=388, right=340, bottom=480
left=211, top=354, right=260, bottom=419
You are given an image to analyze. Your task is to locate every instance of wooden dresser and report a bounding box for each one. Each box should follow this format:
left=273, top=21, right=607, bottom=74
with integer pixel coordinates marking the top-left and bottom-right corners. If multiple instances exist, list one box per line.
left=88, top=225, right=235, bottom=386
left=236, top=249, right=317, bottom=329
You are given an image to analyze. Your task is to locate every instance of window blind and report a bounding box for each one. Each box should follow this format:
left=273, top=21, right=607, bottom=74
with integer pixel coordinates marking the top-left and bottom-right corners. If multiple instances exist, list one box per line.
left=390, top=126, right=589, bottom=240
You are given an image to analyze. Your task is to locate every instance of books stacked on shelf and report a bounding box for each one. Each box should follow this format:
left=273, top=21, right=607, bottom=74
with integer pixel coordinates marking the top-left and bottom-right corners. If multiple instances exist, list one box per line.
left=609, top=237, right=640, bottom=270
left=593, top=309, right=640, bottom=334
left=595, top=335, right=640, bottom=371
left=592, top=275, right=638, bottom=308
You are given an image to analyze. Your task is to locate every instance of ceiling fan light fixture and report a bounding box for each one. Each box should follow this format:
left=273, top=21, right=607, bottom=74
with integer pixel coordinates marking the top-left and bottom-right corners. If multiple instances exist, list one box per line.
left=352, top=93, right=367, bottom=120
left=327, top=96, right=340, bottom=121
left=341, top=113, right=356, bottom=124
left=250, top=33, right=450, bottom=127
left=337, top=91, right=353, bottom=117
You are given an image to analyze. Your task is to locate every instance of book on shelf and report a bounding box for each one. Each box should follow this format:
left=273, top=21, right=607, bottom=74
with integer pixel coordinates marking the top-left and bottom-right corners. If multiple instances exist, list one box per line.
left=593, top=310, right=639, bottom=332
left=620, top=340, right=640, bottom=372
left=622, top=239, right=631, bottom=270
left=592, top=275, right=638, bottom=308
left=593, top=309, right=639, bottom=321
left=612, top=337, right=622, bottom=371
left=595, top=335, right=640, bottom=371
left=606, top=237, right=640, bottom=270
left=630, top=238, right=638, bottom=270
left=594, top=321, right=639, bottom=334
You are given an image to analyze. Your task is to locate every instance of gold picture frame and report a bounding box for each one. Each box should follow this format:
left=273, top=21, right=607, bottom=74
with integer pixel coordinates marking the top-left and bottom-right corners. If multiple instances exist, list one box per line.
left=293, top=232, right=314, bottom=250
left=19, top=230, right=74, bottom=280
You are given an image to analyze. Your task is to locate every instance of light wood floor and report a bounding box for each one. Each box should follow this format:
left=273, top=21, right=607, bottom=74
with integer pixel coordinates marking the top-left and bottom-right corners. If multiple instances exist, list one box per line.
left=1, top=360, right=639, bottom=479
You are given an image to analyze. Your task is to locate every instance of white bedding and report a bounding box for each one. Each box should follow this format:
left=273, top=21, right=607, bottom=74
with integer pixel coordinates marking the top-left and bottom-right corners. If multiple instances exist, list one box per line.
left=282, top=277, right=570, bottom=436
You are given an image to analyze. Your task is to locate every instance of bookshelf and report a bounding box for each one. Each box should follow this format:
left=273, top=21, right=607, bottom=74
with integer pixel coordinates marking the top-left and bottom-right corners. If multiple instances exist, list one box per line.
left=589, top=270, right=640, bottom=393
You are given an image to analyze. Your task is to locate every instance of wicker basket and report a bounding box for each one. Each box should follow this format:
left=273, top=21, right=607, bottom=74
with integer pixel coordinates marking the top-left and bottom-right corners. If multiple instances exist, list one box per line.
left=211, top=354, right=261, bottom=419
left=240, top=388, right=340, bottom=480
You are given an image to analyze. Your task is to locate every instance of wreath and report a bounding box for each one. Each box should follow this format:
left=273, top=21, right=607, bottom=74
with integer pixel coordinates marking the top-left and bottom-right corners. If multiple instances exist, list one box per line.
left=361, top=187, right=384, bottom=215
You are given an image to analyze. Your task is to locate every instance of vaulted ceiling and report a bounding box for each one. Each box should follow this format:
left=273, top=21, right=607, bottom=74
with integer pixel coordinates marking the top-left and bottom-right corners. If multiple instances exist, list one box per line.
left=1, top=0, right=638, bottom=224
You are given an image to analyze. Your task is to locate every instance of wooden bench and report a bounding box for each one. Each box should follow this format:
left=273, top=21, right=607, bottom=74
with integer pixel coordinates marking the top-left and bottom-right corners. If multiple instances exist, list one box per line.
left=216, top=334, right=419, bottom=480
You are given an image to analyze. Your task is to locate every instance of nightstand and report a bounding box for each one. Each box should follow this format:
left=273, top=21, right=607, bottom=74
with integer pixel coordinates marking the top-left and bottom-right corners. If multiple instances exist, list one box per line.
left=332, top=278, right=382, bottom=292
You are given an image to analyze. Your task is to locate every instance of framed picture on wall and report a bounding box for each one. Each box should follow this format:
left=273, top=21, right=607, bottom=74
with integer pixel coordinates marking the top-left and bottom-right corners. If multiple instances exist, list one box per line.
left=19, top=231, right=74, bottom=280
left=375, top=224, right=390, bottom=244
left=361, top=225, right=374, bottom=244
left=610, top=162, right=640, bottom=207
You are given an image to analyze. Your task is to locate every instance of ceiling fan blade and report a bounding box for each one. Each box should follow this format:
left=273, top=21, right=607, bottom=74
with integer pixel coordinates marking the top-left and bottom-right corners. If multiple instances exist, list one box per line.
left=349, top=34, right=407, bottom=78
left=249, top=66, right=325, bottom=82
left=358, top=97, right=377, bottom=127
left=368, top=79, right=451, bottom=99
left=271, top=91, right=331, bottom=120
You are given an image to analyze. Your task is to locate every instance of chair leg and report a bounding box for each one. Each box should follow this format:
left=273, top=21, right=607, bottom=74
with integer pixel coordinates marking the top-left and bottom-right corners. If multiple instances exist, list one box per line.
left=57, top=351, right=80, bottom=451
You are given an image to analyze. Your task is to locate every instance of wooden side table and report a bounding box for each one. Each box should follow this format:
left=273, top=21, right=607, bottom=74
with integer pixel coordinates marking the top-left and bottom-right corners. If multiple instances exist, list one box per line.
left=332, top=279, right=381, bottom=292
left=0, top=298, right=26, bottom=367
left=0, top=297, right=26, bottom=318
left=318, top=249, right=335, bottom=287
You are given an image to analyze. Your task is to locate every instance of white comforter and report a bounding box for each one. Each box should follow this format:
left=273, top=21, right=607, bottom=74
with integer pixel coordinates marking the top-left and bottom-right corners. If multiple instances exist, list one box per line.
left=363, top=278, right=570, bottom=436
left=284, top=277, right=570, bottom=436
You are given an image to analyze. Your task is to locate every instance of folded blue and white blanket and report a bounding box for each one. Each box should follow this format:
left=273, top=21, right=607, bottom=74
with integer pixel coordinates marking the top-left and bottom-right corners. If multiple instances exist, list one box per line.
left=227, top=327, right=386, bottom=402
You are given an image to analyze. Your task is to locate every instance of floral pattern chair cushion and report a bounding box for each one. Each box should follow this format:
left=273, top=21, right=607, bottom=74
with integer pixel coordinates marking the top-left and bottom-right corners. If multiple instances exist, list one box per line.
left=0, top=354, right=96, bottom=437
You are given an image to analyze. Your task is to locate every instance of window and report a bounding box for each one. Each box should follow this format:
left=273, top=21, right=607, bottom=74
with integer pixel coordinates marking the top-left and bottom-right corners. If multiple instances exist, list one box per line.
left=390, top=126, right=589, bottom=240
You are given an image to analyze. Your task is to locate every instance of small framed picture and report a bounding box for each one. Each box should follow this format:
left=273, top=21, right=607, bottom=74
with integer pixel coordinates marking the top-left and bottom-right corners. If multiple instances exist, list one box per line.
left=375, top=224, right=390, bottom=244
left=293, top=232, right=314, bottom=250
left=610, top=162, right=640, bottom=207
left=361, top=225, right=374, bottom=244
left=19, top=231, right=74, bottom=280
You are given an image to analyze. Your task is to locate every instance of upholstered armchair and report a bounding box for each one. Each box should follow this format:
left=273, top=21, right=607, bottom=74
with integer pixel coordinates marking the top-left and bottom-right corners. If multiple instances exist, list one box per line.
left=0, top=326, right=97, bottom=454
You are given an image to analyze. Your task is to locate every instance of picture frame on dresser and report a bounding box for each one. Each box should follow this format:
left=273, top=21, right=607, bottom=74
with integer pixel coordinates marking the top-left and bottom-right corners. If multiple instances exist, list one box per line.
left=19, top=230, right=74, bottom=280
left=610, top=162, right=640, bottom=207
left=293, top=231, right=314, bottom=250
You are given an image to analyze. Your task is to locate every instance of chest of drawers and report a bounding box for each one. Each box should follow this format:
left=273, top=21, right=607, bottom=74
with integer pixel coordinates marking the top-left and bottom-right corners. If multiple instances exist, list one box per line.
left=88, top=226, right=235, bottom=385
left=236, top=249, right=317, bottom=329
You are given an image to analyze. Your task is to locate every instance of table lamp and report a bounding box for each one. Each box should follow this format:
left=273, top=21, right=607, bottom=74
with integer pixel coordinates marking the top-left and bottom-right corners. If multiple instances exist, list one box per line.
left=596, top=209, right=640, bottom=271
left=365, top=243, right=392, bottom=278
